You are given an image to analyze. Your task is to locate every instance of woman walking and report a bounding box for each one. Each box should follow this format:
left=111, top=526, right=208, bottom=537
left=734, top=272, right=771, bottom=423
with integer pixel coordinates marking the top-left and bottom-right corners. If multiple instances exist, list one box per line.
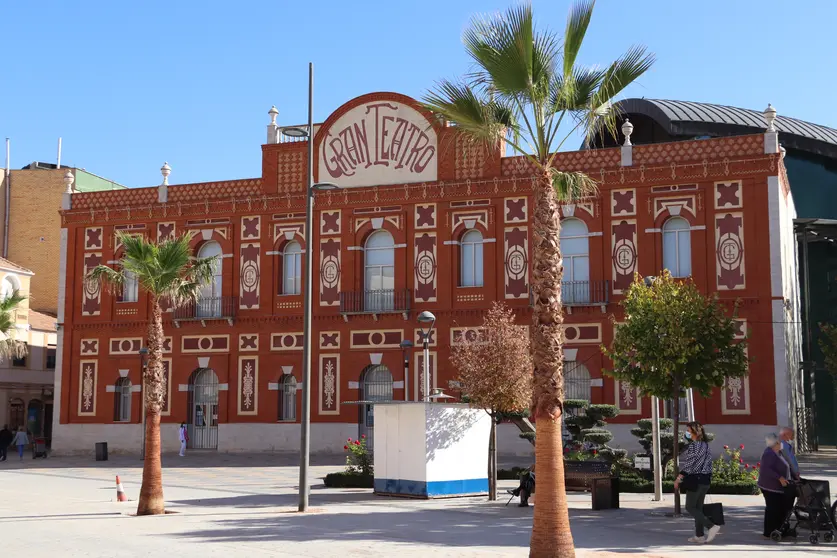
left=11, top=427, right=29, bottom=462
left=758, top=433, right=793, bottom=539
left=179, top=422, right=189, bottom=457
left=675, top=421, right=720, bottom=544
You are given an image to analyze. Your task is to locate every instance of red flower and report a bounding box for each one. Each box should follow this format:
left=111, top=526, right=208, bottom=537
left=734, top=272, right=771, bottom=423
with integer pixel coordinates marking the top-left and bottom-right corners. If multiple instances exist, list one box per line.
left=347, top=438, right=352, bottom=443
left=355, top=440, right=361, bottom=445
left=563, top=448, right=570, bottom=454
left=745, top=464, right=750, bottom=469
left=723, top=445, right=729, bottom=450
left=343, top=445, right=348, bottom=450
left=739, top=458, right=744, bottom=464
left=361, top=434, right=366, bottom=439
left=739, top=444, right=745, bottom=450
left=592, top=450, right=598, bottom=455
left=756, top=462, right=761, bottom=467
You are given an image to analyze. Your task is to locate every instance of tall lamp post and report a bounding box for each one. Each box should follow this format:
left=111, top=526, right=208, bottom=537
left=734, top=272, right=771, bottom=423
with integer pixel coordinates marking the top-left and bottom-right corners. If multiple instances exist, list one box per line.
left=417, top=311, right=436, bottom=402
left=400, top=340, right=414, bottom=401
left=138, top=347, right=149, bottom=459
left=282, top=62, right=339, bottom=513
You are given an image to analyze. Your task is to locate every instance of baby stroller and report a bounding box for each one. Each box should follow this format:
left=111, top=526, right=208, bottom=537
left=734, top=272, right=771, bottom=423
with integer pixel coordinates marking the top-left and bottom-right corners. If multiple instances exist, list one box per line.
left=773, top=478, right=835, bottom=545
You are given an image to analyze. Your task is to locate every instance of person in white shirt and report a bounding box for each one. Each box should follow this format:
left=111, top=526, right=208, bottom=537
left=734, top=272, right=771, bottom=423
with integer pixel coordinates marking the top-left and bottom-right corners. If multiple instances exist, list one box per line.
left=179, top=423, right=188, bottom=457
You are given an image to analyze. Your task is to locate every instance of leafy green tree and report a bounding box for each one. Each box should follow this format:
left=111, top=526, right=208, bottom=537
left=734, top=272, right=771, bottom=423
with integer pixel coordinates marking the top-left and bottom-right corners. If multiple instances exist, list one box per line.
left=423, top=2, right=653, bottom=553
left=602, top=271, right=748, bottom=514
left=89, top=233, right=216, bottom=515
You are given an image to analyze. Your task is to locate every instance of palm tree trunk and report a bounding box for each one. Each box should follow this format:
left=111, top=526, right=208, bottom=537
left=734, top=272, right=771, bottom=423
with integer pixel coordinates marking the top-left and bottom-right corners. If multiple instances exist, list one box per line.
left=137, top=300, right=166, bottom=515
left=529, top=170, right=574, bottom=557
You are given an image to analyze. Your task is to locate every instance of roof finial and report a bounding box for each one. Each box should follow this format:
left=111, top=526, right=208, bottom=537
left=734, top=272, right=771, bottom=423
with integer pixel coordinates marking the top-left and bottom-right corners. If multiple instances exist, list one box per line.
left=63, top=169, right=74, bottom=194
left=269, top=105, right=279, bottom=125
left=764, top=104, right=777, bottom=132
left=621, top=118, right=634, bottom=147
left=161, top=162, right=171, bottom=186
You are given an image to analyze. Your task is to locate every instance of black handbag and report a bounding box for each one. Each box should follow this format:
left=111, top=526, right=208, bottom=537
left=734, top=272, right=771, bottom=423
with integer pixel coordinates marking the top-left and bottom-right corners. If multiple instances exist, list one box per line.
left=704, top=502, right=725, bottom=525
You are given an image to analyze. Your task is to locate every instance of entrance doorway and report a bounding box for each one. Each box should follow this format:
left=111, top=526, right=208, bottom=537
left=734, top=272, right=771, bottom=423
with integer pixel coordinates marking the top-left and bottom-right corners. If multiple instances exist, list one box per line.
left=358, top=364, right=393, bottom=451
left=27, top=399, right=44, bottom=437
left=188, top=368, right=219, bottom=449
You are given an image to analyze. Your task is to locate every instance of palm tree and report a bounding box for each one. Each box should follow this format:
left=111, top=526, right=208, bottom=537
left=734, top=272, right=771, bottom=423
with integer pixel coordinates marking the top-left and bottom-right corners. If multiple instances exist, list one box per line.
left=0, top=290, right=28, bottom=360
left=422, top=2, right=653, bottom=555
left=89, top=233, right=216, bottom=515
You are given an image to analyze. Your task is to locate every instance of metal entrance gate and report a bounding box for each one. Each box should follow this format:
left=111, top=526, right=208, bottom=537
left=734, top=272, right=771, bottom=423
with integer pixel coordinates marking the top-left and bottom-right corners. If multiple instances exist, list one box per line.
left=359, top=364, right=393, bottom=451
left=188, top=368, right=219, bottom=449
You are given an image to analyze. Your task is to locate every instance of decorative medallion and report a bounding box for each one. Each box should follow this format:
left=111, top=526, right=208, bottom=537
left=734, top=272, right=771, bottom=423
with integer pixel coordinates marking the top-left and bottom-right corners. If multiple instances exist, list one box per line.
left=611, top=220, right=637, bottom=294
left=319, top=354, right=340, bottom=415
left=319, top=238, right=341, bottom=306
left=241, top=216, right=261, bottom=240
left=504, top=227, right=529, bottom=299
left=240, top=243, right=261, bottom=309
left=504, top=197, right=528, bottom=223
left=414, top=233, right=437, bottom=303
left=715, top=212, right=746, bottom=290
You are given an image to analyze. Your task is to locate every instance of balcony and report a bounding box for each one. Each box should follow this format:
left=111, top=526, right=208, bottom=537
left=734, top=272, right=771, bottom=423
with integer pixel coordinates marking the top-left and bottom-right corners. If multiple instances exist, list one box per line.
left=339, top=289, right=410, bottom=318
left=529, top=281, right=610, bottom=311
left=173, top=296, right=237, bottom=326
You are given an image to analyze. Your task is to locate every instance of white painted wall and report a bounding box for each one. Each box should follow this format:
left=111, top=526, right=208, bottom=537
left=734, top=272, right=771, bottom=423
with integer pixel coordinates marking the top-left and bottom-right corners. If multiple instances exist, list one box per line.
left=424, top=405, right=490, bottom=484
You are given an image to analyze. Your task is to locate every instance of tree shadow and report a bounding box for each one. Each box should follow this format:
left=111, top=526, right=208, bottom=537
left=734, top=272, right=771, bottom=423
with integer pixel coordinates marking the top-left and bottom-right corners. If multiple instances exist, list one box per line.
left=424, top=406, right=485, bottom=462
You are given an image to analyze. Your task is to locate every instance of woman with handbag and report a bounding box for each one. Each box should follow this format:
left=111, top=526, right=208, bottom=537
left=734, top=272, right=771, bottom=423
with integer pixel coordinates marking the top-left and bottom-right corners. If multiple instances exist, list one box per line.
left=675, top=421, right=721, bottom=544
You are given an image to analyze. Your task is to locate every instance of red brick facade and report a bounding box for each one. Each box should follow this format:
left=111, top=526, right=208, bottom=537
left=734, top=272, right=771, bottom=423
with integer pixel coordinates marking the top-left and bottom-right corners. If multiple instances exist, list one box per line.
left=56, top=92, right=796, bottom=450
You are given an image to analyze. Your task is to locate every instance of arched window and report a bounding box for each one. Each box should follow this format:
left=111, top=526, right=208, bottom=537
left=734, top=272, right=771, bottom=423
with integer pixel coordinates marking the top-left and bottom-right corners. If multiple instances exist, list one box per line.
left=197, top=241, right=223, bottom=317
left=8, top=397, right=24, bottom=430
left=364, top=230, right=395, bottom=311
left=121, top=269, right=139, bottom=303
left=460, top=229, right=484, bottom=287
left=114, top=378, right=132, bottom=422
left=282, top=241, right=302, bottom=295
left=560, top=219, right=590, bottom=303
left=662, top=217, right=691, bottom=278
left=564, top=361, right=591, bottom=402
left=279, top=375, right=297, bottom=421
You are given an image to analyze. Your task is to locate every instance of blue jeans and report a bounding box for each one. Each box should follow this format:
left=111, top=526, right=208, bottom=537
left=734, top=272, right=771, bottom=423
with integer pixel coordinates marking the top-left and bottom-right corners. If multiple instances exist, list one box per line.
left=17, top=444, right=24, bottom=459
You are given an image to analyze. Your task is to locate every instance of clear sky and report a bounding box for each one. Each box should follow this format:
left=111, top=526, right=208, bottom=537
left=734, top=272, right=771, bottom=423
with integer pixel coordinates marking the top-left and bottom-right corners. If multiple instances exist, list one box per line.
left=2, top=0, right=834, bottom=187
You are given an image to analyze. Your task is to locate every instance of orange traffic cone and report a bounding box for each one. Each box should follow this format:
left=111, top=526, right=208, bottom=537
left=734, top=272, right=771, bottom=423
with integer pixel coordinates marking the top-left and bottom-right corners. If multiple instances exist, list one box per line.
left=116, top=475, right=128, bottom=502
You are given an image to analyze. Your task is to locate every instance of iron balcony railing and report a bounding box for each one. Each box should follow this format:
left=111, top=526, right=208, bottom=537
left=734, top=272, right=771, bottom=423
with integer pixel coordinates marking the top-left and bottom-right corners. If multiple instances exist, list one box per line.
left=340, top=289, right=410, bottom=315
left=530, top=280, right=610, bottom=307
left=173, top=296, right=238, bottom=321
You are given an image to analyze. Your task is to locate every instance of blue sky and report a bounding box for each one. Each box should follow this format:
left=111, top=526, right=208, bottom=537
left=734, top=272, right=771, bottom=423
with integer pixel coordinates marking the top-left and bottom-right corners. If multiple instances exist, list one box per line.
left=2, top=0, right=834, bottom=187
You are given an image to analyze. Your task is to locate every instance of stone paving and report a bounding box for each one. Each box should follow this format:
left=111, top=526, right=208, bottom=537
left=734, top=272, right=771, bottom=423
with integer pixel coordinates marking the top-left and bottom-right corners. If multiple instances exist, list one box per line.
left=0, top=451, right=834, bottom=557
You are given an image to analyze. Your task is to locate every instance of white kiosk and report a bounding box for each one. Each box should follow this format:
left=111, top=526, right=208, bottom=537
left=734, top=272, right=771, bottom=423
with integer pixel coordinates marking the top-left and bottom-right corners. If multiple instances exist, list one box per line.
left=373, top=402, right=491, bottom=498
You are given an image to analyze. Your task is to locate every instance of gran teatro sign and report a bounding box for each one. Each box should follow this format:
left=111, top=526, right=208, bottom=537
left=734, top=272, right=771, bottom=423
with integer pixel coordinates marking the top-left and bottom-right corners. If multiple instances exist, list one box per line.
left=319, top=100, right=438, bottom=187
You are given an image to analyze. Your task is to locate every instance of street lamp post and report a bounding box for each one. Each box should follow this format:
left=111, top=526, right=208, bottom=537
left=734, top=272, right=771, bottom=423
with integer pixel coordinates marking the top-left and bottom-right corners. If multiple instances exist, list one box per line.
left=642, top=276, right=663, bottom=502
left=400, top=340, right=413, bottom=402
left=138, top=347, right=149, bottom=459
left=282, top=63, right=339, bottom=513
left=417, top=311, right=436, bottom=402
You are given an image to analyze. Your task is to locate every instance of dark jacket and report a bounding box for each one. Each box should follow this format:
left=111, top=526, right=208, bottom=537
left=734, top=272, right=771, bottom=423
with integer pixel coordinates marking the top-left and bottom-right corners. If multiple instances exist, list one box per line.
left=0, top=428, right=12, bottom=447
left=757, top=447, right=791, bottom=494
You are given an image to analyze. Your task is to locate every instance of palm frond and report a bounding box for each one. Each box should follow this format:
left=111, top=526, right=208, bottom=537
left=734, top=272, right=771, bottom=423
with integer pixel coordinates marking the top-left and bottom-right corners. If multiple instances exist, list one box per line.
left=562, top=0, right=595, bottom=78
left=422, top=80, right=513, bottom=147
left=585, top=45, right=655, bottom=145
left=87, top=264, right=124, bottom=294
left=552, top=170, right=599, bottom=202
left=0, top=290, right=26, bottom=314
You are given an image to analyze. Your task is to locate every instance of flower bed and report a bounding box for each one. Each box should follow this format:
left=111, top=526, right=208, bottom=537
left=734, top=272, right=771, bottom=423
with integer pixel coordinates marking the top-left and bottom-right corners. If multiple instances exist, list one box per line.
left=324, top=472, right=374, bottom=489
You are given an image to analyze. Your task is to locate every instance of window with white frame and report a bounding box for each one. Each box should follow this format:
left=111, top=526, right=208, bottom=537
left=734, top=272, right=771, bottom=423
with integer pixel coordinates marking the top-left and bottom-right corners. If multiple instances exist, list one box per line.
left=122, top=270, right=139, bottom=303
left=364, top=230, right=395, bottom=311
left=279, top=375, right=297, bottom=421
left=662, top=217, right=691, bottom=278
left=115, top=378, right=132, bottom=422
left=197, top=241, right=223, bottom=317
left=282, top=241, right=302, bottom=295
left=460, top=229, right=484, bottom=287
left=559, top=219, right=590, bottom=303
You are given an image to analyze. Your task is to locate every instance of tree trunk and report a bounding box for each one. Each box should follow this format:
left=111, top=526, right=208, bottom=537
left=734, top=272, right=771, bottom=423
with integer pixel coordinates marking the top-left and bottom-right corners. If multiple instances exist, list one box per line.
left=671, top=384, right=681, bottom=517
left=529, top=170, right=574, bottom=557
left=137, top=301, right=166, bottom=516
left=488, top=412, right=497, bottom=501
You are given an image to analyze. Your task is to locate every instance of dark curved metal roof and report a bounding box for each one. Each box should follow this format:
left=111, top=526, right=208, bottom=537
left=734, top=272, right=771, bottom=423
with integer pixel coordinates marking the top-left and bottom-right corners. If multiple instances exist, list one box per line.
left=612, top=98, right=837, bottom=158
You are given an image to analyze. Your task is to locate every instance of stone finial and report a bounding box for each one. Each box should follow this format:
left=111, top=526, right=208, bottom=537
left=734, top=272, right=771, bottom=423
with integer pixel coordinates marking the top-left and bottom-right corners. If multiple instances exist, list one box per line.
left=780, top=145, right=787, bottom=159
left=267, top=106, right=280, bottom=144
left=764, top=104, right=777, bottom=132
left=621, top=118, right=634, bottom=146
left=63, top=169, right=74, bottom=194
left=269, top=105, right=279, bottom=125
left=161, top=162, right=171, bottom=185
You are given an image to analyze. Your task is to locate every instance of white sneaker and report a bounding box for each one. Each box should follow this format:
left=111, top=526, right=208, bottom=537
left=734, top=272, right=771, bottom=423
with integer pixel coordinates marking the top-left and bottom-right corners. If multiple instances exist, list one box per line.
left=705, top=525, right=721, bottom=543
left=688, top=536, right=705, bottom=544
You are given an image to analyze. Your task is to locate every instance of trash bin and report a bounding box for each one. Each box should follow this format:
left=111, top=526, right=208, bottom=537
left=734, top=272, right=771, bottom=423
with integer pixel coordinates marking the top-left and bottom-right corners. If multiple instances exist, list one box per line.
left=591, top=477, right=613, bottom=510
left=610, top=476, right=620, bottom=509
left=95, top=442, right=108, bottom=461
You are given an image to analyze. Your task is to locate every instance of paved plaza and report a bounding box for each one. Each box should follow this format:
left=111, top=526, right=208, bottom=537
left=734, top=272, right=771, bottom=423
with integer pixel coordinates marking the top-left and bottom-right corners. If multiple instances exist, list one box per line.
left=0, top=451, right=834, bottom=557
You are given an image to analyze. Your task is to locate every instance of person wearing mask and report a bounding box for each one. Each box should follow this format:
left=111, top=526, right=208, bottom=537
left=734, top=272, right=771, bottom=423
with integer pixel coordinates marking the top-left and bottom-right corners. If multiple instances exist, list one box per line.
left=675, top=421, right=721, bottom=544
left=11, top=427, right=29, bottom=462
left=0, top=425, right=12, bottom=462
left=779, top=427, right=800, bottom=479
left=179, top=422, right=189, bottom=457
left=758, top=433, right=793, bottom=539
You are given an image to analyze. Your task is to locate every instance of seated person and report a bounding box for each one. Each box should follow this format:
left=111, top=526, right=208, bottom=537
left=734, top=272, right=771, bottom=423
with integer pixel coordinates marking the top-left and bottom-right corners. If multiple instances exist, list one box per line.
left=507, top=464, right=535, bottom=507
